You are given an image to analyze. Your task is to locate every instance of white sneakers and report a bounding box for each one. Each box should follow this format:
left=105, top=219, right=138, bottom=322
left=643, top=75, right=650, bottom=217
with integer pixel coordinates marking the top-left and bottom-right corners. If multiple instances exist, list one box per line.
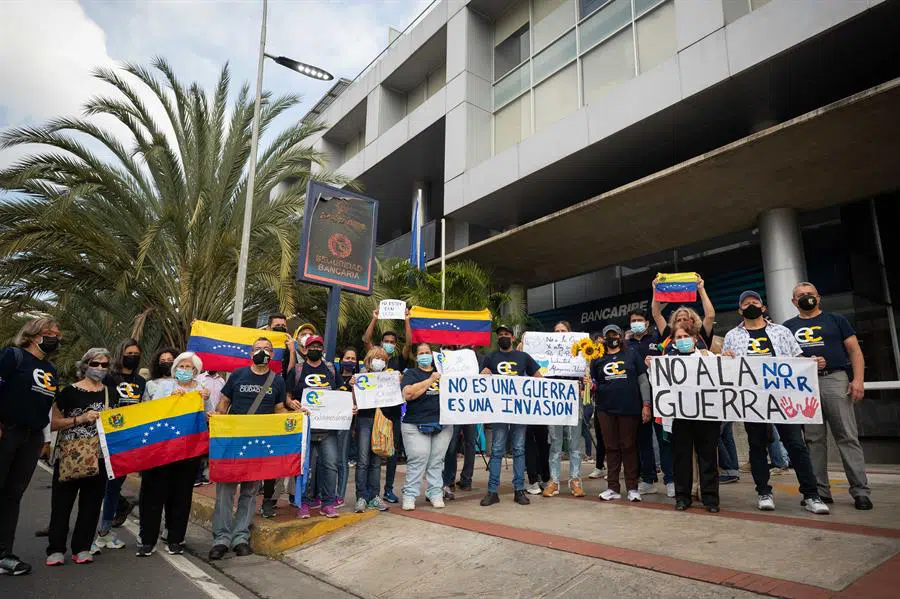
left=757, top=494, right=776, bottom=511
left=598, top=489, right=621, bottom=501
left=430, top=495, right=446, bottom=509
left=525, top=481, right=543, bottom=495
left=401, top=496, right=416, bottom=511
left=802, top=497, right=831, bottom=515
left=637, top=482, right=657, bottom=495
left=666, top=482, right=675, bottom=498
left=627, top=490, right=642, bottom=502
left=588, top=468, right=607, bottom=479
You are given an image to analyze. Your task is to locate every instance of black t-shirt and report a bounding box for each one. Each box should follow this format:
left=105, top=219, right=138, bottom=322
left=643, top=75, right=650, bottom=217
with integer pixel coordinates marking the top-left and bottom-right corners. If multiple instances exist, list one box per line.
left=590, top=349, right=646, bottom=416
left=783, top=312, right=855, bottom=371
left=400, top=367, right=440, bottom=424
left=288, top=361, right=343, bottom=399
left=480, top=350, right=541, bottom=376
left=221, top=367, right=286, bottom=415
left=0, top=347, right=58, bottom=431
left=105, top=372, right=147, bottom=407
left=626, top=331, right=661, bottom=360
left=55, top=385, right=110, bottom=441
left=745, top=327, right=774, bottom=357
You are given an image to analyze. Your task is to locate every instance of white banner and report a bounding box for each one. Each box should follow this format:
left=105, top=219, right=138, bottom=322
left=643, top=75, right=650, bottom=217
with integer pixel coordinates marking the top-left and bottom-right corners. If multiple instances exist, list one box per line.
left=433, top=349, right=480, bottom=376
left=439, top=375, right=579, bottom=426
left=523, top=332, right=590, bottom=378
left=648, top=355, right=823, bottom=423
left=378, top=299, right=406, bottom=320
left=353, top=371, right=404, bottom=410
left=302, top=389, right=353, bottom=430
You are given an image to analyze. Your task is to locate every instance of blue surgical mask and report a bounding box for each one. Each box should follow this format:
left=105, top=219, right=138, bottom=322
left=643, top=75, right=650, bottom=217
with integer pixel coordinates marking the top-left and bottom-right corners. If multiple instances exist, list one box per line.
left=382, top=342, right=395, bottom=355
left=674, top=338, right=695, bottom=354
left=631, top=322, right=647, bottom=335
left=175, top=369, right=194, bottom=383
left=417, top=354, right=433, bottom=368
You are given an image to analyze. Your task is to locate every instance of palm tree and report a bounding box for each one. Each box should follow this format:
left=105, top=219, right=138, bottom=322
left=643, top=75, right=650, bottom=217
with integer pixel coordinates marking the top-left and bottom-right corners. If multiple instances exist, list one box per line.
left=0, top=57, right=345, bottom=366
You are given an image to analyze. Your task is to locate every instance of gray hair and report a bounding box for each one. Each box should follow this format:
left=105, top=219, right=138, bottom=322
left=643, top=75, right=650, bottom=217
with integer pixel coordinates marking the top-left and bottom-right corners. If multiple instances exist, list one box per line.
left=76, top=347, right=111, bottom=379
left=171, top=351, right=203, bottom=376
left=792, top=281, right=818, bottom=296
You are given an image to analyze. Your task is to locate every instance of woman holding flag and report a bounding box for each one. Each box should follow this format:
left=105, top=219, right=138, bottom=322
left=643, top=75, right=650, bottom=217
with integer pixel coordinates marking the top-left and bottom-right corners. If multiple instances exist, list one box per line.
left=651, top=274, right=715, bottom=352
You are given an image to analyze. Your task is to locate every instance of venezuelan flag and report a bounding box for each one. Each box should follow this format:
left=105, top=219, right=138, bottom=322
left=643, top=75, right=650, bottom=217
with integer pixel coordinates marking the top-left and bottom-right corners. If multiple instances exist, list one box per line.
left=409, top=307, right=492, bottom=347
left=98, top=393, right=209, bottom=479
left=186, top=320, right=290, bottom=373
left=654, top=272, right=699, bottom=303
left=208, top=413, right=305, bottom=483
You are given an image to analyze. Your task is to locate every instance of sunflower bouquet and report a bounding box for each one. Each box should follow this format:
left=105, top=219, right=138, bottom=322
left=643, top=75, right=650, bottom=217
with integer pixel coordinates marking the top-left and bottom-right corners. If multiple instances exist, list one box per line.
left=571, top=338, right=605, bottom=405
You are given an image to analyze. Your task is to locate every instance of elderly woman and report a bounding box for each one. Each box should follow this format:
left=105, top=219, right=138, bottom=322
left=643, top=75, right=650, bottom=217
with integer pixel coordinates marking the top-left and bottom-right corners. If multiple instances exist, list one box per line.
left=136, top=352, right=207, bottom=557
left=46, top=348, right=112, bottom=566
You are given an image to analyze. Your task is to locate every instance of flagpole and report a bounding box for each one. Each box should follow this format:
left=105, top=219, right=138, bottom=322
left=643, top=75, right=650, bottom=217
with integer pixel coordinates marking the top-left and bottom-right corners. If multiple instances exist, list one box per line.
left=441, top=217, right=446, bottom=310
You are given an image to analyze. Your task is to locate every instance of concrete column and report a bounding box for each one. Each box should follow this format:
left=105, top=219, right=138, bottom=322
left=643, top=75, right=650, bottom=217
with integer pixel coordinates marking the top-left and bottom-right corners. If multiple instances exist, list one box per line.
left=759, top=208, right=806, bottom=323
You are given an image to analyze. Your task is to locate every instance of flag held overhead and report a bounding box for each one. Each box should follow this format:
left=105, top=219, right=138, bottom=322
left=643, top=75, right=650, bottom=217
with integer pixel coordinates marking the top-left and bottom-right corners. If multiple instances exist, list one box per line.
left=187, top=320, right=290, bottom=373
left=654, top=272, right=700, bottom=303
left=409, top=306, right=492, bottom=347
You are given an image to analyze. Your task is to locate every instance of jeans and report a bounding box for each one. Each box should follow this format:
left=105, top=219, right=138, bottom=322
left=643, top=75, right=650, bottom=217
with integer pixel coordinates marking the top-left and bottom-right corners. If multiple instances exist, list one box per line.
left=718, top=422, right=740, bottom=476
left=525, top=425, right=550, bottom=485
left=768, top=427, right=790, bottom=468
left=384, top=413, right=402, bottom=493
left=487, top=423, right=526, bottom=493
left=401, top=423, right=453, bottom=499
left=638, top=421, right=673, bottom=484
left=0, top=426, right=43, bottom=557
left=213, top=480, right=259, bottom=548
left=548, top=423, right=583, bottom=483
left=99, top=476, right=126, bottom=534
left=48, top=462, right=107, bottom=555
left=745, top=422, right=818, bottom=498
left=673, top=419, right=720, bottom=507
left=355, top=416, right=382, bottom=501
left=304, top=432, right=339, bottom=506
left=139, top=458, right=197, bottom=547
left=443, top=424, right=475, bottom=487
left=336, top=427, right=352, bottom=501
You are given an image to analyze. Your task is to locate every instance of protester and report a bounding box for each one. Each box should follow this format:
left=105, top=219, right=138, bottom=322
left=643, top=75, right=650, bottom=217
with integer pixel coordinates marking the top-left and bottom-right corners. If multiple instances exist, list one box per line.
left=210, top=338, right=292, bottom=560
left=543, top=321, right=585, bottom=498
left=722, top=291, right=830, bottom=515
left=0, top=316, right=60, bottom=575
left=267, top=313, right=296, bottom=376
left=651, top=275, right=715, bottom=351
left=335, top=347, right=359, bottom=507
left=353, top=347, right=391, bottom=513
left=480, top=325, right=542, bottom=507
left=784, top=282, right=872, bottom=510
left=587, top=331, right=606, bottom=480
left=589, top=325, right=652, bottom=502
left=667, top=326, right=720, bottom=512
left=46, top=348, right=112, bottom=566
left=399, top=343, right=451, bottom=510
left=143, top=347, right=178, bottom=401
left=524, top=424, right=550, bottom=495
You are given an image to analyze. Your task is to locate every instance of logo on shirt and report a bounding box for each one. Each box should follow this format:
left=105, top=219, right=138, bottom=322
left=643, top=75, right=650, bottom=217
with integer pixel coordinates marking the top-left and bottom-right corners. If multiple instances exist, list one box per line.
left=304, top=374, right=330, bottom=388
left=428, top=379, right=440, bottom=393
left=496, top=361, right=519, bottom=376
left=117, top=382, right=142, bottom=401
left=31, top=369, right=56, bottom=394
left=602, top=361, right=626, bottom=379
left=747, top=338, right=771, bottom=354
left=794, top=326, right=824, bottom=346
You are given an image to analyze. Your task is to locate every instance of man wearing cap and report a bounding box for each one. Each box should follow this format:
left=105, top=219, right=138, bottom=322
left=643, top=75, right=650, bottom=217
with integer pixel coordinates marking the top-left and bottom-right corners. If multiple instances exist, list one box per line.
left=722, top=291, right=830, bottom=515
left=479, top=325, right=542, bottom=507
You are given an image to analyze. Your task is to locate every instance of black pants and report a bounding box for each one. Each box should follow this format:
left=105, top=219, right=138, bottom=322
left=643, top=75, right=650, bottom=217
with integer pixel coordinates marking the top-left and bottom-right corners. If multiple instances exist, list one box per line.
left=384, top=412, right=403, bottom=493
left=525, top=425, right=550, bottom=485
left=48, top=462, right=107, bottom=555
left=262, top=478, right=277, bottom=504
left=745, top=422, right=819, bottom=498
left=593, top=409, right=606, bottom=468
left=672, top=419, right=720, bottom=507
left=139, top=458, right=198, bottom=547
left=443, top=424, right=475, bottom=487
left=0, top=426, right=43, bottom=557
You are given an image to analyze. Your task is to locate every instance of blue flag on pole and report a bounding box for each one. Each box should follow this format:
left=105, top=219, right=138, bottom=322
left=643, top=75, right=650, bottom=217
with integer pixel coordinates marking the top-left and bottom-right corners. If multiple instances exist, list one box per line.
left=409, top=193, right=425, bottom=270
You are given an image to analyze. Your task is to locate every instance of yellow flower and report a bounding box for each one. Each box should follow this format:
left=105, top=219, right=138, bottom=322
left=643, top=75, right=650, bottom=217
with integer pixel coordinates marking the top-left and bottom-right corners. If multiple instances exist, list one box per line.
left=582, top=344, right=598, bottom=360
left=578, top=338, right=593, bottom=351
left=593, top=341, right=606, bottom=359
left=570, top=341, right=581, bottom=357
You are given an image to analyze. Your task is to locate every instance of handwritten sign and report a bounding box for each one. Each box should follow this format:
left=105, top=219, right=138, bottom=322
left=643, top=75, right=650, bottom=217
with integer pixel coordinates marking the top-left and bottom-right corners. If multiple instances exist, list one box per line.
left=648, top=356, right=822, bottom=423
left=378, top=299, right=406, bottom=320
left=302, top=389, right=353, bottom=430
left=439, top=375, right=579, bottom=426
left=353, top=371, right=404, bottom=410
left=523, top=332, right=590, bottom=377
left=433, top=349, right=480, bottom=376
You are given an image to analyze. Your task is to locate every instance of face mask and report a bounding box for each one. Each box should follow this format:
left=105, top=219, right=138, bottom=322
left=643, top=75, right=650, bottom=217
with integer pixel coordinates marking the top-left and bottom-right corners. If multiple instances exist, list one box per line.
left=674, top=338, right=695, bottom=354
left=497, top=337, right=512, bottom=350
left=272, top=325, right=288, bottom=333
left=630, top=322, right=647, bottom=335
left=370, top=358, right=386, bottom=372
left=417, top=354, right=433, bottom=368
left=38, top=336, right=59, bottom=354
left=85, top=366, right=107, bottom=382
left=175, top=369, right=194, bottom=383
left=252, top=350, right=271, bottom=365
left=382, top=342, right=395, bottom=355
left=605, top=336, right=621, bottom=348
left=741, top=305, right=763, bottom=320
left=307, top=349, right=323, bottom=362
left=798, top=295, right=818, bottom=311
left=122, top=355, right=140, bottom=370
left=159, top=361, right=173, bottom=372
left=341, top=360, right=357, bottom=372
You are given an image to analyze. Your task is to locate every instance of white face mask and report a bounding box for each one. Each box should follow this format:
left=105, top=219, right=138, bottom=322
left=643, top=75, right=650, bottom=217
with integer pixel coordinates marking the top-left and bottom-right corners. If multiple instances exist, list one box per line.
left=370, top=358, right=386, bottom=372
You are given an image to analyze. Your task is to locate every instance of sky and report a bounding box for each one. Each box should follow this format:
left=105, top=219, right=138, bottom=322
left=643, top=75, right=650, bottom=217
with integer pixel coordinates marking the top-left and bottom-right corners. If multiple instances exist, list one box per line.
left=0, top=0, right=432, bottom=172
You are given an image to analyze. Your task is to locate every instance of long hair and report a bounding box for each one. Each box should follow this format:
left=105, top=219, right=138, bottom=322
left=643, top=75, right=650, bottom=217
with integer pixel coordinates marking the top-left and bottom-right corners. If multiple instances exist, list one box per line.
left=75, top=347, right=111, bottom=380
left=110, top=338, right=142, bottom=381
left=149, top=346, right=179, bottom=380
left=13, top=316, right=59, bottom=348
left=667, top=307, right=703, bottom=336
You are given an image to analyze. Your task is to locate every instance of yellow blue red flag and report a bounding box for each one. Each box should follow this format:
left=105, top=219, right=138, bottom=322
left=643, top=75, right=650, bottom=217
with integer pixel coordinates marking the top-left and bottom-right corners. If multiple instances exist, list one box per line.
left=409, top=307, right=492, bottom=347
left=208, top=412, right=306, bottom=483
left=187, top=320, right=291, bottom=373
left=654, top=272, right=699, bottom=303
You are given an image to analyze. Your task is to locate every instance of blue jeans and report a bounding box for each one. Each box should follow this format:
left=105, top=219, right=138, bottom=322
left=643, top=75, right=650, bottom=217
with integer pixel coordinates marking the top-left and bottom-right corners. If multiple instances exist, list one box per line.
left=768, top=427, right=790, bottom=468
left=549, top=423, right=582, bottom=482
left=336, top=427, right=351, bottom=501
left=401, top=423, right=453, bottom=499
left=355, top=417, right=382, bottom=501
left=305, top=432, right=339, bottom=506
left=718, top=422, right=740, bottom=476
left=212, top=481, right=258, bottom=548
left=98, top=476, right=125, bottom=534
left=638, top=422, right=673, bottom=484
left=487, top=423, right=526, bottom=493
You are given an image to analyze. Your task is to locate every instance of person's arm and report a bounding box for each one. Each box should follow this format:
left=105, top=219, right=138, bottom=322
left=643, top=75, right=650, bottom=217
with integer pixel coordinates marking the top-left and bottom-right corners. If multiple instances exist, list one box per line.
left=362, top=309, right=378, bottom=352
left=721, top=330, right=739, bottom=358
left=216, top=393, right=231, bottom=414
left=844, top=335, right=865, bottom=401
left=697, top=276, right=715, bottom=337
left=403, top=309, right=413, bottom=361
left=286, top=338, right=296, bottom=374
left=274, top=402, right=287, bottom=414
left=638, top=374, right=652, bottom=423
left=650, top=277, right=667, bottom=332
left=402, top=372, right=439, bottom=402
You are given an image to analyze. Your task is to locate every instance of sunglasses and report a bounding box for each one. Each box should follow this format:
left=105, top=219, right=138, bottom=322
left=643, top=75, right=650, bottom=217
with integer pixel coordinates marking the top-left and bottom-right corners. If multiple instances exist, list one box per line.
left=89, top=361, right=110, bottom=368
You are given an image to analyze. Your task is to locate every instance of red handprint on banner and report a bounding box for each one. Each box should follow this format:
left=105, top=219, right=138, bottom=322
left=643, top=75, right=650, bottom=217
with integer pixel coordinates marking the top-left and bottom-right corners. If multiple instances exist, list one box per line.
left=779, top=397, right=799, bottom=418
left=799, top=396, right=820, bottom=419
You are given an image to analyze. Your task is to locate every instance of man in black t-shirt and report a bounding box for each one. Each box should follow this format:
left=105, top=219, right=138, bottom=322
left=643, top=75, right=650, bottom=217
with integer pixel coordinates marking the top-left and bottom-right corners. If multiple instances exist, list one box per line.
left=784, top=282, right=871, bottom=510
left=479, top=325, right=541, bottom=508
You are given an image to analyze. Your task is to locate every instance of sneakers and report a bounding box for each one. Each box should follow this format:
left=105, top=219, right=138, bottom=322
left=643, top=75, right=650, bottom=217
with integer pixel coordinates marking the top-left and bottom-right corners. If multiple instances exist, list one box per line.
left=666, top=482, right=675, bottom=498
left=367, top=497, right=388, bottom=511
left=45, top=553, right=65, bottom=567
left=599, top=489, right=621, bottom=501
left=457, top=481, right=472, bottom=492
left=334, top=498, right=345, bottom=509
left=627, top=489, right=642, bottom=502
left=429, top=495, right=446, bottom=509
left=135, top=544, right=155, bottom=557
left=801, top=497, right=831, bottom=515
left=675, top=500, right=691, bottom=511
left=383, top=490, right=399, bottom=504
left=757, top=494, right=776, bottom=511
left=166, top=543, right=184, bottom=555
left=298, top=504, right=311, bottom=519
left=72, top=551, right=93, bottom=564
left=739, top=462, right=752, bottom=473
left=307, top=497, right=322, bottom=510
left=514, top=490, right=531, bottom=505
left=588, top=467, right=606, bottom=479
left=769, top=466, right=791, bottom=476
left=543, top=481, right=560, bottom=497
left=525, top=481, right=542, bottom=495
left=260, top=501, right=276, bottom=519
left=479, top=492, right=500, bottom=507
left=442, top=486, right=456, bottom=500
left=355, top=498, right=368, bottom=513
left=94, top=532, right=125, bottom=550
left=719, top=474, right=740, bottom=484
left=570, top=479, right=585, bottom=498
left=321, top=504, right=339, bottom=518
left=637, top=481, right=657, bottom=495
left=855, top=496, right=874, bottom=510
left=402, top=495, right=416, bottom=511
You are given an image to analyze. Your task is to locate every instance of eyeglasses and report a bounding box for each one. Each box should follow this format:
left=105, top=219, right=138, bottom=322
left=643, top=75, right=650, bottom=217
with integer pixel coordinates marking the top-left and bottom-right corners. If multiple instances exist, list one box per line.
left=88, top=361, right=110, bottom=368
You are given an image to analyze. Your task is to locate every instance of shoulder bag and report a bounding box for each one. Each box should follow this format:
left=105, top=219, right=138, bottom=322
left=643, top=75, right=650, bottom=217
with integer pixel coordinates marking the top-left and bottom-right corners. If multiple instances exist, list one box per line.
left=57, top=386, right=108, bottom=482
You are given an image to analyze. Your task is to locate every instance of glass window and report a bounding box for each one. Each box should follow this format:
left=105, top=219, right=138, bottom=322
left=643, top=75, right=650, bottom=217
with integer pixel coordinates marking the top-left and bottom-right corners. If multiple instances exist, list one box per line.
left=581, top=26, right=635, bottom=105
left=533, top=29, right=577, bottom=83
left=495, top=24, right=530, bottom=80
left=494, top=91, right=532, bottom=153
left=636, top=1, right=676, bottom=73
left=534, top=0, right=576, bottom=52
left=579, top=0, right=613, bottom=19
left=634, top=0, right=665, bottom=17
left=723, top=0, right=750, bottom=25
left=493, top=61, right=531, bottom=109
left=535, top=63, right=578, bottom=131
left=579, top=0, right=632, bottom=53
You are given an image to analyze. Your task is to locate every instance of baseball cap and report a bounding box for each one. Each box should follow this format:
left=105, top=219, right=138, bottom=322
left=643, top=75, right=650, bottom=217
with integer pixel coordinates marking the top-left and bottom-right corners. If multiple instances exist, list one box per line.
left=495, top=324, right=513, bottom=335
left=602, top=324, right=623, bottom=336
left=304, top=335, right=324, bottom=348
left=738, top=291, right=762, bottom=307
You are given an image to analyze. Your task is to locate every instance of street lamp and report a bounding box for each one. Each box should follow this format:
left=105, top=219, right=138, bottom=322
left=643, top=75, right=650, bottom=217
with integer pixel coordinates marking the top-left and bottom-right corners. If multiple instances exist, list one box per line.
left=232, top=0, right=333, bottom=327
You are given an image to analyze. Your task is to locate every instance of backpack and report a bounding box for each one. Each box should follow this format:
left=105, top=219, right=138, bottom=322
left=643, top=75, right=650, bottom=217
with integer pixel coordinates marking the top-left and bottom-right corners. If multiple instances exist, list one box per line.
left=371, top=408, right=394, bottom=458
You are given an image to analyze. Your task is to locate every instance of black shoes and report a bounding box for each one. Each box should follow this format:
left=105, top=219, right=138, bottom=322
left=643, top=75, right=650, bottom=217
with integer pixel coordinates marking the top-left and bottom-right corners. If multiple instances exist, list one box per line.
left=166, top=543, right=184, bottom=555
left=261, top=501, right=276, bottom=519
left=135, top=544, right=155, bottom=557
left=855, top=496, right=873, bottom=510
left=480, top=492, right=500, bottom=506
left=675, top=500, right=691, bottom=511
left=822, top=496, right=835, bottom=504
left=706, top=505, right=720, bottom=513
left=208, top=544, right=228, bottom=561
left=0, top=554, right=32, bottom=576
left=457, top=483, right=472, bottom=492
left=233, top=543, right=253, bottom=557
left=514, top=490, right=531, bottom=505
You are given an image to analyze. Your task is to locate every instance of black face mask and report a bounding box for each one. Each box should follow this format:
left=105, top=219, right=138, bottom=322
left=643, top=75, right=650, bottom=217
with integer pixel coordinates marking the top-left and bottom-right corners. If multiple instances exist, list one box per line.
left=741, top=305, right=763, bottom=320
left=272, top=325, right=288, bottom=333
left=38, top=336, right=59, bottom=354
left=307, top=349, right=323, bottom=362
left=252, top=350, right=271, bottom=365
left=798, top=295, right=818, bottom=311
left=605, top=336, right=621, bottom=348
left=122, top=355, right=140, bottom=370
left=497, top=337, right=512, bottom=350
left=160, top=361, right=174, bottom=371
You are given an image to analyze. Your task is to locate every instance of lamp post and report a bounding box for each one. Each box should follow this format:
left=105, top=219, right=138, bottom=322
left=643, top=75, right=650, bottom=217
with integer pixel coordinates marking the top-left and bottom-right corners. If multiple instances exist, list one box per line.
left=232, top=0, right=334, bottom=327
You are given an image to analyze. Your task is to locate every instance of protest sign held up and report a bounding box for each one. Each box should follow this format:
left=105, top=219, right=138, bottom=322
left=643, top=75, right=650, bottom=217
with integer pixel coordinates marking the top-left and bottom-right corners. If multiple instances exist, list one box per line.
left=433, top=348, right=480, bottom=376
left=523, top=332, right=590, bottom=377
left=378, top=299, right=406, bottom=320
left=649, top=355, right=823, bottom=424
left=302, top=389, right=354, bottom=430
left=353, top=371, right=404, bottom=410
left=439, top=375, right=579, bottom=426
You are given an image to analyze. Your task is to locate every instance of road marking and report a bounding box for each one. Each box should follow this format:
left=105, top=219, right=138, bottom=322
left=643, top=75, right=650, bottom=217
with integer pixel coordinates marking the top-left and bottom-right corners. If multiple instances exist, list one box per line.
left=37, top=460, right=53, bottom=474
left=121, top=520, right=242, bottom=599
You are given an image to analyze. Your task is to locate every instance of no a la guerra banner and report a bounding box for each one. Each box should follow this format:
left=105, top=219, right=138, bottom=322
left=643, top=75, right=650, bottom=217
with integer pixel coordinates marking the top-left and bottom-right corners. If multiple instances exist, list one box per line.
left=439, top=375, right=579, bottom=426
left=649, top=355, right=823, bottom=424
left=353, top=371, right=404, bottom=410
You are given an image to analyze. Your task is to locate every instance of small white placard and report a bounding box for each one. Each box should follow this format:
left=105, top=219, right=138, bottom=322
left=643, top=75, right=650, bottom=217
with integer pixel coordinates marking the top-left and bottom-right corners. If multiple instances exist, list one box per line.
left=378, top=299, right=406, bottom=320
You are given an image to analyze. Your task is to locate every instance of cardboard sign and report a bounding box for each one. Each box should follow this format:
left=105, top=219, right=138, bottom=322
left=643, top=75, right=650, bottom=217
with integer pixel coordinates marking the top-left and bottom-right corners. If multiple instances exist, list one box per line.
left=378, top=299, right=406, bottom=320
left=433, top=349, right=480, bottom=376
left=523, top=332, right=590, bottom=377
left=301, top=389, right=353, bottom=430
left=439, top=375, right=579, bottom=426
left=648, top=355, right=822, bottom=423
left=353, top=371, right=404, bottom=410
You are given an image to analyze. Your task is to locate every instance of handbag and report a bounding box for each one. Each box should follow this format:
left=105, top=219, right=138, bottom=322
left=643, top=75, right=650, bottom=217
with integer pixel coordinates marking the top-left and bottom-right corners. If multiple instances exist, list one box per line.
left=57, top=386, right=108, bottom=482
left=371, top=408, right=394, bottom=457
